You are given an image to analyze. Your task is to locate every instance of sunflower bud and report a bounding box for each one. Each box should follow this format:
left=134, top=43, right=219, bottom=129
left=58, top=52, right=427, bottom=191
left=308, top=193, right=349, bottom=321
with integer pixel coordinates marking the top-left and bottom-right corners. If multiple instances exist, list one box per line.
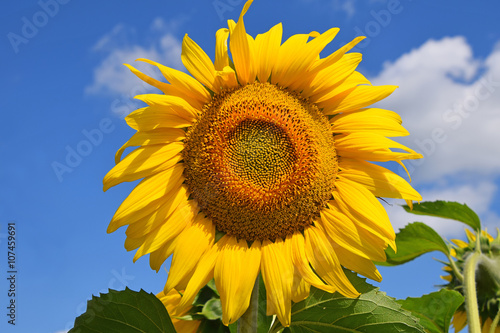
left=442, top=228, right=500, bottom=332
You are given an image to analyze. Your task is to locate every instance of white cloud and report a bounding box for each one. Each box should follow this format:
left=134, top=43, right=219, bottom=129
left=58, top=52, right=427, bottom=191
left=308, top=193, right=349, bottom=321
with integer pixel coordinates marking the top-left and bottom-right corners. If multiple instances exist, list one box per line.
left=370, top=36, right=500, bottom=237
left=85, top=19, right=183, bottom=102
left=386, top=182, right=498, bottom=238
left=370, top=37, right=500, bottom=183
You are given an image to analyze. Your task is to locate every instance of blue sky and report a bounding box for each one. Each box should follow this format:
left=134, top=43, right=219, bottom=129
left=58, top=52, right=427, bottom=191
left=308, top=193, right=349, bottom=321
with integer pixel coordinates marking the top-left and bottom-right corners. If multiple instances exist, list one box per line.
left=1, top=0, right=499, bottom=332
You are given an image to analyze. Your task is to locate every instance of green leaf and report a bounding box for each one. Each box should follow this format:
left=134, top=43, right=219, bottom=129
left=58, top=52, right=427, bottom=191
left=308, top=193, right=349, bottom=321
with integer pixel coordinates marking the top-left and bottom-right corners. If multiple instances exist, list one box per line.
left=202, top=298, right=223, bottom=320
left=403, top=200, right=481, bottom=231
left=376, top=222, right=449, bottom=266
left=69, top=287, right=176, bottom=333
left=398, top=289, right=464, bottom=333
left=270, top=270, right=425, bottom=333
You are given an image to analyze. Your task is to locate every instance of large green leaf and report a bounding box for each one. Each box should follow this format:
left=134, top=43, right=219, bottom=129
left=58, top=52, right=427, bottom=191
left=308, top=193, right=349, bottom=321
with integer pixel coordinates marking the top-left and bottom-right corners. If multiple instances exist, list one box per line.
left=398, top=289, right=464, bottom=333
left=377, top=222, right=449, bottom=266
left=270, top=270, right=425, bottom=333
left=403, top=200, right=481, bottom=231
left=69, top=288, right=176, bottom=333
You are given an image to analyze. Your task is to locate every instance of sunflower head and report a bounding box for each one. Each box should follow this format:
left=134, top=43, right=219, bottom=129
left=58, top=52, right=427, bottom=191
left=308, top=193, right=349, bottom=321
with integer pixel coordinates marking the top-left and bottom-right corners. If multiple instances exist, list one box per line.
left=442, top=228, right=500, bottom=332
left=182, top=82, right=338, bottom=241
left=104, top=0, right=422, bottom=327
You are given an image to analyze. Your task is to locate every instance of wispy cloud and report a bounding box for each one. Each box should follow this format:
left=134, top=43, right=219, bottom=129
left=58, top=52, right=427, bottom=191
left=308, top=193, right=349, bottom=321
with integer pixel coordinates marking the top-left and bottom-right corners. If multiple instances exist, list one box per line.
left=85, top=18, right=183, bottom=101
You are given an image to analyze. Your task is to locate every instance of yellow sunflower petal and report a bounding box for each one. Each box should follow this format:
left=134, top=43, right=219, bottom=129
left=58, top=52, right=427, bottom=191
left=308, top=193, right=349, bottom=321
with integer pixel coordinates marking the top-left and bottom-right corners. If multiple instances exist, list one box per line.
left=303, top=52, right=362, bottom=98
left=291, top=271, right=310, bottom=303
left=465, top=228, right=476, bottom=242
left=331, top=108, right=409, bottom=137
left=214, top=29, right=240, bottom=89
left=133, top=200, right=198, bottom=260
left=335, top=132, right=423, bottom=162
left=181, top=34, right=218, bottom=92
left=254, top=23, right=282, bottom=82
left=333, top=178, right=396, bottom=250
left=123, top=63, right=171, bottom=93
left=261, top=238, right=293, bottom=327
left=274, top=28, right=340, bottom=88
left=482, top=317, right=500, bottom=333
left=107, top=164, right=185, bottom=233
left=215, top=237, right=261, bottom=325
left=165, top=215, right=215, bottom=291
left=270, top=33, right=316, bottom=86
left=440, top=274, right=453, bottom=282
left=124, top=234, right=146, bottom=251
left=114, top=128, right=185, bottom=164
left=176, top=235, right=231, bottom=313
left=310, top=36, right=365, bottom=72
left=215, top=28, right=230, bottom=70
left=157, top=289, right=201, bottom=333
left=338, top=158, right=422, bottom=201
left=125, top=184, right=189, bottom=238
left=482, top=229, right=495, bottom=242
left=289, top=233, right=338, bottom=293
left=452, top=311, right=468, bottom=332
left=125, top=106, right=193, bottom=131
left=104, top=143, right=183, bottom=191
left=290, top=26, right=340, bottom=73
left=137, top=58, right=211, bottom=106
left=452, top=239, right=469, bottom=248
left=125, top=64, right=204, bottom=112
left=319, top=204, right=387, bottom=261
left=320, top=84, right=397, bottom=114
left=230, top=0, right=256, bottom=85
left=304, top=226, right=360, bottom=298
left=334, top=245, right=383, bottom=282
left=149, top=237, right=177, bottom=271
left=309, top=70, right=371, bottom=105
left=216, top=65, right=239, bottom=88
left=134, top=94, right=198, bottom=120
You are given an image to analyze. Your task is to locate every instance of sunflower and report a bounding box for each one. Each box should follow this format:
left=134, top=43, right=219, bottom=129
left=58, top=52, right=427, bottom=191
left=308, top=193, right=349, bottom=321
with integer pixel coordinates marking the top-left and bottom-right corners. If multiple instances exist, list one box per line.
left=442, top=229, right=500, bottom=333
left=104, top=0, right=422, bottom=326
left=157, top=289, right=201, bottom=333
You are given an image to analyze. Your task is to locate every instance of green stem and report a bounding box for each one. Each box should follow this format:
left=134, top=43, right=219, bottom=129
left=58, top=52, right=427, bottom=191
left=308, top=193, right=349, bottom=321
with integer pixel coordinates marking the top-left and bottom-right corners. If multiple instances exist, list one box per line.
left=464, top=236, right=482, bottom=333
left=237, top=276, right=259, bottom=333
left=490, top=307, right=500, bottom=333
left=447, top=253, right=464, bottom=283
